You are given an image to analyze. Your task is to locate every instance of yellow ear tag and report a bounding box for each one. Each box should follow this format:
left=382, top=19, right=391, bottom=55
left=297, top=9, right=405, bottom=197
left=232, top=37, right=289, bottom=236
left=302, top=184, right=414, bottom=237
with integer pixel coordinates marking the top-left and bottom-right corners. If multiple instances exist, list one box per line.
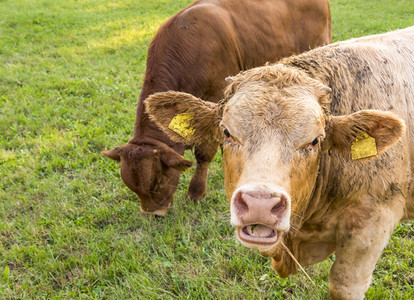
left=168, top=110, right=195, bottom=140
left=351, top=132, right=377, bottom=160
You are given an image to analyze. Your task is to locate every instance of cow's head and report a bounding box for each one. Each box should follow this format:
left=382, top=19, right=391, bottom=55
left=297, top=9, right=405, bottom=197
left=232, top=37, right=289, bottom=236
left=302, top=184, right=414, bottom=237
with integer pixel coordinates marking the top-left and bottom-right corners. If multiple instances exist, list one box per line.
left=102, top=138, right=192, bottom=216
left=145, top=64, right=405, bottom=246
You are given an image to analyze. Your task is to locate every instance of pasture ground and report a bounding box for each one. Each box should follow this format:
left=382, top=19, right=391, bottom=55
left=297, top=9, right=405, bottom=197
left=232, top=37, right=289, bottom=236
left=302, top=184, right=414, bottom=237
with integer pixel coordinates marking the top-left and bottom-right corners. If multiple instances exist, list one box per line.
left=1, top=0, right=413, bottom=298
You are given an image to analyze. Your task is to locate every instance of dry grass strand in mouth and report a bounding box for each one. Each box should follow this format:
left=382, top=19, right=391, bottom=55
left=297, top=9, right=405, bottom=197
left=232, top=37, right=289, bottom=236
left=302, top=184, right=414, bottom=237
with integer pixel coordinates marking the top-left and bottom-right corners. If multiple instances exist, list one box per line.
left=280, top=239, right=317, bottom=289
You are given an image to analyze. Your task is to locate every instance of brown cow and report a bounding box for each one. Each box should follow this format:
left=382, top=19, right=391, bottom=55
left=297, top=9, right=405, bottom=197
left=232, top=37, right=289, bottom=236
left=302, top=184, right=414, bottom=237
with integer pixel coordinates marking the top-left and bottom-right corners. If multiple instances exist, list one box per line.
left=102, top=0, right=332, bottom=216
left=145, top=27, right=414, bottom=298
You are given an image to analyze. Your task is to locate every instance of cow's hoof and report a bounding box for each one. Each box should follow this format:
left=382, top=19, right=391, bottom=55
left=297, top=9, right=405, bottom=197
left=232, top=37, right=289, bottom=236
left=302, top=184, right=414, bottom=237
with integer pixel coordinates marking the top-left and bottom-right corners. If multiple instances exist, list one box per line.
left=140, top=207, right=168, bottom=217
left=186, top=187, right=206, bottom=202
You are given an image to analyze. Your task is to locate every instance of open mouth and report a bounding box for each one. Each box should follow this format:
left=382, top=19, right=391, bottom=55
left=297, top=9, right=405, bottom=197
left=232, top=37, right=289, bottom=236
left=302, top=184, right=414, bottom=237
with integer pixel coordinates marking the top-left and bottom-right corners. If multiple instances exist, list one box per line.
left=237, top=224, right=279, bottom=246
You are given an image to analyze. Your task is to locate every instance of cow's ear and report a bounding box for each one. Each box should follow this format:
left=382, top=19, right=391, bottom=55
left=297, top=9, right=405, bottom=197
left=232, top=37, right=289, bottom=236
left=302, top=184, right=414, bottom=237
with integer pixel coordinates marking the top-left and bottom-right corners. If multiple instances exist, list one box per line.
left=102, top=146, right=121, bottom=161
left=314, top=84, right=332, bottom=107
left=145, top=91, right=221, bottom=145
left=326, top=110, right=405, bottom=159
left=160, top=148, right=193, bottom=171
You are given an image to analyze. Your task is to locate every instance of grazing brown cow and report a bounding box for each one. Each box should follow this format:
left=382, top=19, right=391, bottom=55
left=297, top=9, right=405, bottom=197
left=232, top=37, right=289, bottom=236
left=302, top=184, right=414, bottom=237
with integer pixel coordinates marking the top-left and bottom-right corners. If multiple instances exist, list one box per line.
left=145, top=27, right=414, bottom=298
left=102, top=0, right=332, bottom=216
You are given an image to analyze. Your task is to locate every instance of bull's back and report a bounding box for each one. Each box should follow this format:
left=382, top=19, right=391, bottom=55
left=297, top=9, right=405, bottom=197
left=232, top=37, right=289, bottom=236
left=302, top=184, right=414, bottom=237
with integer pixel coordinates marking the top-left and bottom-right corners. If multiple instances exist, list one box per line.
left=365, top=28, right=414, bottom=216
left=218, top=0, right=332, bottom=68
left=375, top=27, right=414, bottom=217
left=144, top=0, right=331, bottom=103
left=325, top=27, right=414, bottom=217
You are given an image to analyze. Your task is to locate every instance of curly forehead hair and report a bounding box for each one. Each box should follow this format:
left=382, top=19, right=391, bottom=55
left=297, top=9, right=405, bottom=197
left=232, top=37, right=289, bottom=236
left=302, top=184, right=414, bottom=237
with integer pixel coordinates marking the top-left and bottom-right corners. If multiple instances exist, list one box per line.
left=223, top=64, right=320, bottom=99
left=218, top=63, right=332, bottom=117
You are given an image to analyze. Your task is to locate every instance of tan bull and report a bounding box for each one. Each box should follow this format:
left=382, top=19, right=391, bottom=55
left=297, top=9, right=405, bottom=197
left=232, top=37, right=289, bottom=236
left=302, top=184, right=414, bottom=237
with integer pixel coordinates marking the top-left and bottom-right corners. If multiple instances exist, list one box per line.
left=145, top=27, right=414, bottom=298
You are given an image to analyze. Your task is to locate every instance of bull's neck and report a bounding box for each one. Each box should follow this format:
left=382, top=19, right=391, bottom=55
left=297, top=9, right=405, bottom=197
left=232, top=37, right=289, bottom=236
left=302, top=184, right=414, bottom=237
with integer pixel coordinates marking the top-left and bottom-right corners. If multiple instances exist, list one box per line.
left=133, top=83, right=155, bottom=136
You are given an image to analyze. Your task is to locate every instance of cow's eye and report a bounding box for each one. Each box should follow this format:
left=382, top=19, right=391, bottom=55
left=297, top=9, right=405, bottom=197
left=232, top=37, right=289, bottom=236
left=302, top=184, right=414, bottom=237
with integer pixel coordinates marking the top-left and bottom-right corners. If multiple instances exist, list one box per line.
left=305, top=137, right=320, bottom=152
left=223, top=128, right=237, bottom=145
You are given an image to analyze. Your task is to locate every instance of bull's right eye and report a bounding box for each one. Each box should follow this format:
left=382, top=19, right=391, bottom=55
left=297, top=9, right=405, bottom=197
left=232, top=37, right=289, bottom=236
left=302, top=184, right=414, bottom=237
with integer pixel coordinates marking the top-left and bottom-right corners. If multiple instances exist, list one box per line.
left=223, top=128, right=237, bottom=145
left=304, top=136, right=321, bottom=153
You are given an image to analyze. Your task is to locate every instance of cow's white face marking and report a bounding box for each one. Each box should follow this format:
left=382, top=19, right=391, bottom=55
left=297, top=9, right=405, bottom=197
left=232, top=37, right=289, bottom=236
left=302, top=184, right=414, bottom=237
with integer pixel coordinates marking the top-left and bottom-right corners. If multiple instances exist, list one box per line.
left=221, top=72, right=326, bottom=250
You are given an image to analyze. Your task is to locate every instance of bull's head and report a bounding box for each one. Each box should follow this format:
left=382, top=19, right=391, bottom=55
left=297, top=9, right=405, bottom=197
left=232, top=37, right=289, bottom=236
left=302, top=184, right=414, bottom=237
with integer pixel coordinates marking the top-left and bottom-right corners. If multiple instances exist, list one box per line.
left=103, top=138, right=192, bottom=216
left=145, top=64, right=405, bottom=249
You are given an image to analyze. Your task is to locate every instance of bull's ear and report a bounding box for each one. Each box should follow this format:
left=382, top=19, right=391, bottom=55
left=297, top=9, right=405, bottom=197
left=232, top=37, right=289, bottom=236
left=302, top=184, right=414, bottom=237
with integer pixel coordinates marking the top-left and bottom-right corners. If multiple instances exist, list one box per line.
left=145, top=91, right=221, bottom=145
left=326, top=110, right=405, bottom=159
left=314, top=83, right=332, bottom=107
left=160, top=149, right=193, bottom=171
left=102, top=146, right=121, bottom=161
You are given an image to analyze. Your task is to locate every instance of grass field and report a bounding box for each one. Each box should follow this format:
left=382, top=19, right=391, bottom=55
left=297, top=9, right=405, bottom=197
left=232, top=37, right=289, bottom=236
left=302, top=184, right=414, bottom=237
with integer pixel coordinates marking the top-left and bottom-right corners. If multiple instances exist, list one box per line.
left=1, top=0, right=413, bottom=298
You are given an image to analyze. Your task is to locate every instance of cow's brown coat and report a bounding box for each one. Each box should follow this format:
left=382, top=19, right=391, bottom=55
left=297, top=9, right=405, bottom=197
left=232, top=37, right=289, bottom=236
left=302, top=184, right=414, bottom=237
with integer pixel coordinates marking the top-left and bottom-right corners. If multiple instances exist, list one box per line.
left=103, top=0, right=332, bottom=215
left=145, top=27, right=414, bottom=298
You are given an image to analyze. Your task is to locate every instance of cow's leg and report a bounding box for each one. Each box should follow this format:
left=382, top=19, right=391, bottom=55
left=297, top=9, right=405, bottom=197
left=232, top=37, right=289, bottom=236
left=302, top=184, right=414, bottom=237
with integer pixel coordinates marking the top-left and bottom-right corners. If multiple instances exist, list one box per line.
left=187, top=142, right=218, bottom=201
left=329, top=197, right=405, bottom=299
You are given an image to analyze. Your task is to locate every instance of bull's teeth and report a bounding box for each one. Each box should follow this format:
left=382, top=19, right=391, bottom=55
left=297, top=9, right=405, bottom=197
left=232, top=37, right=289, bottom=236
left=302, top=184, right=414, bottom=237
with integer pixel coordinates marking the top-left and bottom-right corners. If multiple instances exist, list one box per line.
left=245, top=225, right=258, bottom=235
left=243, top=225, right=275, bottom=238
left=237, top=227, right=279, bottom=250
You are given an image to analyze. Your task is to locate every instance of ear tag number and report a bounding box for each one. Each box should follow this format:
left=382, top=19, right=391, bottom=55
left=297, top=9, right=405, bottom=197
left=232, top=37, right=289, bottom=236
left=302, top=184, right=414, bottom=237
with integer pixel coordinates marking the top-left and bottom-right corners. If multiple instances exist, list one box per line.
left=168, top=110, right=195, bottom=140
left=351, top=132, right=377, bottom=160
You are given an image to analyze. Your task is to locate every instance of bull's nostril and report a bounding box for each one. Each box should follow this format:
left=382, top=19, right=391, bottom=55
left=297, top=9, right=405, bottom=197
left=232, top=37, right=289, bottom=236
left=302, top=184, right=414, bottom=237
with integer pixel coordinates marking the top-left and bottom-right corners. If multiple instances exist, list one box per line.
left=240, top=198, right=248, bottom=209
left=235, top=192, right=249, bottom=214
left=271, top=197, right=286, bottom=214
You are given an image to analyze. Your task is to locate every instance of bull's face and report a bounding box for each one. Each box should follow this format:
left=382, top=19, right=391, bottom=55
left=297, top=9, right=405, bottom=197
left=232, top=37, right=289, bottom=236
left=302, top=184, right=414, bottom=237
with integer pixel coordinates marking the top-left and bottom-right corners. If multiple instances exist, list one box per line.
left=103, top=141, right=192, bottom=216
left=145, top=64, right=404, bottom=249
left=220, top=77, right=328, bottom=251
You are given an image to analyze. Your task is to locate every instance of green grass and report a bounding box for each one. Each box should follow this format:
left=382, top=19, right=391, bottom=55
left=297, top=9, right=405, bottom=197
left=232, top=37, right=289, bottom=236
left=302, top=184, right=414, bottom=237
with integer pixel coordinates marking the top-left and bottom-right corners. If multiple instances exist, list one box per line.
left=1, top=0, right=413, bottom=298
